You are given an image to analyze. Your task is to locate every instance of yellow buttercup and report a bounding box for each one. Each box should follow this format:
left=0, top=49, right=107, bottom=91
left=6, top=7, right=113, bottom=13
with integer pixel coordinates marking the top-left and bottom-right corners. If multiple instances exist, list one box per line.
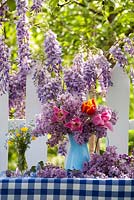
left=32, top=136, right=37, bottom=140
left=16, top=133, right=21, bottom=137
left=20, top=127, right=28, bottom=132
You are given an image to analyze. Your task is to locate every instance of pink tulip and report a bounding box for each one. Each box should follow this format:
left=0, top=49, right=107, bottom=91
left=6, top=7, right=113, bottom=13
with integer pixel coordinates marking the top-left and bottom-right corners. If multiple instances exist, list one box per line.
left=52, top=106, right=69, bottom=122
left=92, top=114, right=105, bottom=126
left=92, top=109, right=113, bottom=131
left=101, top=110, right=112, bottom=121
left=64, top=117, right=83, bottom=132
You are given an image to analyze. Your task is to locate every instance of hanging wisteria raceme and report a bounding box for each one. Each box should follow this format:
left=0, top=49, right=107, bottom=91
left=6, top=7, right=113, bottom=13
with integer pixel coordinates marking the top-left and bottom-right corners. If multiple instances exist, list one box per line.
left=16, top=0, right=27, bottom=17
left=33, top=30, right=63, bottom=104
left=33, top=66, right=62, bottom=104
left=16, top=0, right=31, bottom=73
left=83, top=54, right=97, bottom=91
left=9, top=0, right=31, bottom=118
left=0, top=37, right=10, bottom=95
left=64, top=66, right=86, bottom=96
left=44, top=30, right=62, bottom=74
left=123, top=37, right=134, bottom=56
left=9, top=72, right=26, bottom=118
left=63, top=53, right=86, bottom=96
left=73, top=53, right=85, bottom=73
left=109, top=43, right=128, bottom=66
left=31, top=0, right=44, bottom=13
left=95, top=53, right=113, bottom=93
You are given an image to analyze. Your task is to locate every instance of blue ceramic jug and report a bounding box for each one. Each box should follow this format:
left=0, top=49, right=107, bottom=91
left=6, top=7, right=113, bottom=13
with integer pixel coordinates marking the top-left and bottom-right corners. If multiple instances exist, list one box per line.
left=65, top=134, right=90, bottom=170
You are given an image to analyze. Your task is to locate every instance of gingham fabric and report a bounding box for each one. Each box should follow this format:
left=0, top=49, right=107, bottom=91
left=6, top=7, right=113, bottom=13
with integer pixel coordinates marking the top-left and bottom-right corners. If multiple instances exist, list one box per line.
left=0, top=178, right=133, bottom=200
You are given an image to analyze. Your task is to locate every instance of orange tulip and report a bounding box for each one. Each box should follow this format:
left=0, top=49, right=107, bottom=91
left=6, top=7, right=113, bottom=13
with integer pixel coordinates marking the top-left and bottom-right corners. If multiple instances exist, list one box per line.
left=81, top=98, right=97, bottom=115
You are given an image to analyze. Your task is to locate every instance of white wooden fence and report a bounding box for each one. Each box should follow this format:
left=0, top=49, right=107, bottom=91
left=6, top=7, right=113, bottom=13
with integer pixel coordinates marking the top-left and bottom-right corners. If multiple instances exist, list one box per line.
left=0, top=64, right=134, bottom=171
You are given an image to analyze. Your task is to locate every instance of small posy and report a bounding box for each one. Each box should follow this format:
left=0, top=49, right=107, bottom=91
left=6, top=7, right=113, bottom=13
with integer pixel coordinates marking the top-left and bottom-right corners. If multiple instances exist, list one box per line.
left=8, top=141, right=13, bottom=145
left=16, top=133, right=21, bottom=137
left=20, top=127, right=28, bottom=132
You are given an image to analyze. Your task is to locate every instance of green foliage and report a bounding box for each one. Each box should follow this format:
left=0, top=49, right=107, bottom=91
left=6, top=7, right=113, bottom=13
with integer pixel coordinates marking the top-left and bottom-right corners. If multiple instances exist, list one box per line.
left=7, top=0, right=16, bottom=11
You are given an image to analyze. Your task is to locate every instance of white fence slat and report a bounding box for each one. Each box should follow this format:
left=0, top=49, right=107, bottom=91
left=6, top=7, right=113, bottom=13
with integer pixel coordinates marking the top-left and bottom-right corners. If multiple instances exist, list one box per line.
left=106, top=64, right=129, bottom=154
left=129, top=120, right=134, bottom=130
left=0, top=93, right=8, bottom=171
left=8, top=119, right=26, bottom=128
left=26, top=69, right=47, bottom=168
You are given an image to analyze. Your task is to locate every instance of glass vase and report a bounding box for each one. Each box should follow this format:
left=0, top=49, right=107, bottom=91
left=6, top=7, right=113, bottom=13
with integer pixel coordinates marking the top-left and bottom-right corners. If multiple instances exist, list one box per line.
left=65, top=134, right=90, bottom=171
left=17, top=148, right=28, bottom=174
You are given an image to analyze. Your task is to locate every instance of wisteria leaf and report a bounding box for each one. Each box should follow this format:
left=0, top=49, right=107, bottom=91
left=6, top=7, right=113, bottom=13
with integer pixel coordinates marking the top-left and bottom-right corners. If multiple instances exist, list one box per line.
left=7, top=0, right=16, bottom=12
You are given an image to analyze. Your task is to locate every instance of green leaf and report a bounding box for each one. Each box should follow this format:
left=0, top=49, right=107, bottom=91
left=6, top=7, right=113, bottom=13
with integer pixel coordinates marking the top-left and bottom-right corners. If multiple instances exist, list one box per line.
left=49, top=0, right=59, bottom=10
left=30, top=166, right=36, bottom=172
left=7, top=0, right=16, bottom=12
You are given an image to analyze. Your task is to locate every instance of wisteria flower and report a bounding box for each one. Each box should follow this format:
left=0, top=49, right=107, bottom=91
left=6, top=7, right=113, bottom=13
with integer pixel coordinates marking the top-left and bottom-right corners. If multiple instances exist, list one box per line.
left=32, top=30, right=118, bottom=148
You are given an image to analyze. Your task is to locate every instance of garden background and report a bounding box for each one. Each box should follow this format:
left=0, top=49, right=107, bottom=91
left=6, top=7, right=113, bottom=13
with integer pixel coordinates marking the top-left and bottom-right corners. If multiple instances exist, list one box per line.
left=1, top=0, right=134, bottom=170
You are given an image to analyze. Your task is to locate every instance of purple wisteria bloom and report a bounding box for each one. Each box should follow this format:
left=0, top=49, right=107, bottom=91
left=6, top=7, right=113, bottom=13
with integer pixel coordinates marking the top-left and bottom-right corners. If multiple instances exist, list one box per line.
left=31, top=0, right=44, bottom=13
left=44, top=30, right=62, bottom=74
left=64, top=66, right=86, bottom=96
left=109, top=43, right=128, bottom=66
left=9, top=72, right=26, bottom=118
left=33, top=67, right=62, bottom=104
left=0, top=37, right=10, bottom=95
left=16, top=0, right=31, bottom=73
left=123, top=37, right=134, bottom=55
left=0, top=1, right=8, bottom=23
left=64, top=54, right=86, bottom=96
left=95, top=53, right=113, bottom=92
left=73, top=53, right=85, bottom=73
left=83, top=54, right=97, bottom=90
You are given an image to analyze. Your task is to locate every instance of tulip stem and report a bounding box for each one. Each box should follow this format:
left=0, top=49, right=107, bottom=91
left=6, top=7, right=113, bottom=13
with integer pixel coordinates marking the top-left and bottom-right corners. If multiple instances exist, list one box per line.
left=94, top=137, right=99, bottom=153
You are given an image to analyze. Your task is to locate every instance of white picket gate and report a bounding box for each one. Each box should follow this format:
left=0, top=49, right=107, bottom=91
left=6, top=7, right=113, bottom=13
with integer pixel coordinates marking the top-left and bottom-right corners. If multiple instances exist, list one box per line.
left=0, top=64, right=134, bottom=171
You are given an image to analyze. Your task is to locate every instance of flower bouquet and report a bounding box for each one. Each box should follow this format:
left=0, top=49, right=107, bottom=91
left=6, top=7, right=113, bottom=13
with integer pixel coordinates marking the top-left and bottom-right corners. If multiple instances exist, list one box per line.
left=32, top=30, right=117, bottom=170
left=8, top=124, right=36, bottom=174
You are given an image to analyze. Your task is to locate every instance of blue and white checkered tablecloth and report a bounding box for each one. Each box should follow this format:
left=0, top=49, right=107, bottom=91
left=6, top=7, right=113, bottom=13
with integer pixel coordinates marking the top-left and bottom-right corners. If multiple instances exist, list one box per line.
left=0, top=178, right=133, bottom=200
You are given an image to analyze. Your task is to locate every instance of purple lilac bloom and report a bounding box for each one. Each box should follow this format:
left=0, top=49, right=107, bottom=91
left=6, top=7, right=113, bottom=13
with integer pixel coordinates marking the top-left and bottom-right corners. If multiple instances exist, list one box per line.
left=109, top=43, right=127, bottom=66
left=83, top=146, right=134, bottom=178
left=31, top=0, right=44, bottom=13
left=57, top=93, right=83, bottom=119
left=58, top=138, right=68, bottom=156
left=37, top=164, right=67, bottom=178
left=16, top=0, right=31, bottom=73
left=44, top=30, right=62, bottom=74
left=32, top=102, right=68, bottom=146
left=0, top=37, right=10, bottom=95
